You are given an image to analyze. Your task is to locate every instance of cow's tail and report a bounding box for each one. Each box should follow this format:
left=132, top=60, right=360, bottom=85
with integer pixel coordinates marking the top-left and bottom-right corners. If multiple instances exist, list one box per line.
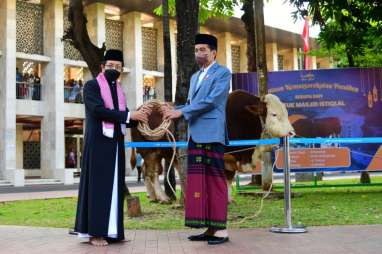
left=130, top=148, right=137, bottom=170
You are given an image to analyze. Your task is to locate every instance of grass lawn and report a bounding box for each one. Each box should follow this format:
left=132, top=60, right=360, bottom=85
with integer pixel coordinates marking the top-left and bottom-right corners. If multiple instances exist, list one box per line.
left=0, top=177, right=381, bottom=229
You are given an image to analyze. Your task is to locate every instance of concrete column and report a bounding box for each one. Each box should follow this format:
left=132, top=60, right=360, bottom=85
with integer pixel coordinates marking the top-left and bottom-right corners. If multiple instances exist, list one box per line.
left=121, top=12, right=143, bottom=109
left=0, top=0, right=20, bottom=185
left=155, top=20, right=164, bottom=72
left=84, top=3, right=105, bottom=48
left=15, top=124, right=25, bottom=186
left=121, top=12, right=143, bottom=175
left=240, top=41, right=248, bottom=73
left=41, top=0, right=73, bottom=184
left=200, top=26, right=209, bottom=34
left=312, top=55, right=317, bottom=69
left=292, top=47, right=299, bottom=70
left=154, top=20, right=165, bottom=101
left=83, top=68, right=92, bottom=82
left=16, top=124, right=23, bottom=169
left=169, top=20, right=177, bottom=101
left=271, top=43, right=278, bottom=71
left=216, top=32, right=232, bottom=71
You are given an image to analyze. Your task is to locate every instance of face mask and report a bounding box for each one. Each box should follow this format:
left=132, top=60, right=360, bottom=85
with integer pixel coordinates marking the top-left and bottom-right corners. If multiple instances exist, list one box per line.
left=195, top=53, right=209, bottom=66
left=104, top=69, right=120, bottom=82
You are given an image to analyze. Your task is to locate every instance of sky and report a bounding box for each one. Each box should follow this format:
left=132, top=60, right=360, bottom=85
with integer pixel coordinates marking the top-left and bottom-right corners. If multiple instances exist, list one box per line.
left=234, top=0, right=320, bottom=38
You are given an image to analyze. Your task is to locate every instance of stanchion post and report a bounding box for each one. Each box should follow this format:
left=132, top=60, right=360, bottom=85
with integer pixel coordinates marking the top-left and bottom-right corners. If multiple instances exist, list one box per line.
left=270, top=136, right=307, bottom=233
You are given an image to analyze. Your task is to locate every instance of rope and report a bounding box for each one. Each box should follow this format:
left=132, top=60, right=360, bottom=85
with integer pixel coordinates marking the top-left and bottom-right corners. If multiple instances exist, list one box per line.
left=231, top=148, right=280, bottom=225
left=136, top=100, right=178, bottom=197
left=137, top=99, right=173, bottom=141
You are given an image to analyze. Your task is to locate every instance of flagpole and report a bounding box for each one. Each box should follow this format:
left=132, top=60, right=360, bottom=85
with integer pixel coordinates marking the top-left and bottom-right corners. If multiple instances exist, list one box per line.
left=302, top=16, right=310, bottom=70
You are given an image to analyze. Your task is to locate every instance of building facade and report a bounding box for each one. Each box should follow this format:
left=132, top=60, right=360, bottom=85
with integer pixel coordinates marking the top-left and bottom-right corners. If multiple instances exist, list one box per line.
left=0, top=0, right=331, bottom=186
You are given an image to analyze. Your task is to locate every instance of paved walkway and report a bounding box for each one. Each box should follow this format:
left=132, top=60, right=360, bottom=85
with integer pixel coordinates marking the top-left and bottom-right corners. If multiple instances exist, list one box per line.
left=2, top=172, right=380, bottom=202
left=0, top=224, right=381, bottom=254
left=0, top=186, right=147, bottom=202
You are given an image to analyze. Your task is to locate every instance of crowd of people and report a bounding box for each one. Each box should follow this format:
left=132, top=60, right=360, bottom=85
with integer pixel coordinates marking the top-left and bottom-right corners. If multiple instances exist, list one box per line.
left=64, top=79, right=84, bottom=103
left=16, top=68, right=41, bottom=100
left=143, top=85, right=156, bottom=101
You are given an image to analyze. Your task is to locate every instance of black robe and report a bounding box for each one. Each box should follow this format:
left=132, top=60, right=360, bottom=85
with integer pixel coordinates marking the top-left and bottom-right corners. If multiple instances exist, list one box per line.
left=74, top=77, right=137, bottom=241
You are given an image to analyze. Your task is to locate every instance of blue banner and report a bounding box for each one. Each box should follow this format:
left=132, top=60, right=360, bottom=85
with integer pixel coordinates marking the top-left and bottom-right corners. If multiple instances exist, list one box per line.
left=233, top=68, right=382, bottom=172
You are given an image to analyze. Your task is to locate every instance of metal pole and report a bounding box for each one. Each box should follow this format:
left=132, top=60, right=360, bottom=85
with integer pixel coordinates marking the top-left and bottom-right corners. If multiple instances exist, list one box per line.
left=284, top=136, right=292, bottom=228
left=271, top=136, right=307, bottom=233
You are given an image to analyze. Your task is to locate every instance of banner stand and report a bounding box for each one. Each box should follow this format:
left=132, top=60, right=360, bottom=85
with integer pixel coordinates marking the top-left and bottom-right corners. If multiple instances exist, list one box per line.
left=270, top=136, right=307, bottom=234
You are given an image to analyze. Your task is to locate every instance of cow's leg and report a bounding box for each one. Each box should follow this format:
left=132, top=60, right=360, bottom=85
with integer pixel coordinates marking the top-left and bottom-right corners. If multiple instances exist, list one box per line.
left=145, top=175, right=157, bottom=202
left=227, top=177, right=234, bottom=203
left=173, top=157, right=186, bottom=206
left=224, top=170, right=235, bottom=204
left=142, top=163, right=157, bottom=202
left=224, top=154, right=238, bottom=203
left=225, top=171, right=236, bottom=203
left=152, top=172, right=170, bottom=203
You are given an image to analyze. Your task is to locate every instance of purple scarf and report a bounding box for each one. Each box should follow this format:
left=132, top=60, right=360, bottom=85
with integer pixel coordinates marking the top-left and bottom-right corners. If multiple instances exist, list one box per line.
left=96, top=72, right=126, bottom=138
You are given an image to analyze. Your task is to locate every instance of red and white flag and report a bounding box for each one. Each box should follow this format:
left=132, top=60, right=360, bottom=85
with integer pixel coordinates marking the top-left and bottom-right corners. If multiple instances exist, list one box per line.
left=301, top=16, right=310, bottom=69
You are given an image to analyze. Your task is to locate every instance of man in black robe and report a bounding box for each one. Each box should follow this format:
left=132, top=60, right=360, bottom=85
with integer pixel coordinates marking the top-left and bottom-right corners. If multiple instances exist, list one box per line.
left=74, top=49, right=149, bottom=246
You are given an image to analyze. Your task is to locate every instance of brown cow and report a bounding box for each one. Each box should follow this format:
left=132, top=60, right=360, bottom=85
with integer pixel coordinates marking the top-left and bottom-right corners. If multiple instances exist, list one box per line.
left=130, top=105, right=183, bottom=204
left=224, top=90, right=295, bottom=201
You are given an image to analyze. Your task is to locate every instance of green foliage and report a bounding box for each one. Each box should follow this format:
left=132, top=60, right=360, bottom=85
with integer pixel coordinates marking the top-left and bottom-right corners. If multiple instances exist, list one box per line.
left=288, top=0, right=382, bottom=67
left=153, top=0, right=176, bottom=17
left=309, top=29, right=382, bottom=67
left=153, top=0, right=238, bottom=23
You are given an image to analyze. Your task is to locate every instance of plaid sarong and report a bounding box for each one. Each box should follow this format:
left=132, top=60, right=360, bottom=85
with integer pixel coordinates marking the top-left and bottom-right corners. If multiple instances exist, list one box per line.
left=185, top=138, right=228, bottom=230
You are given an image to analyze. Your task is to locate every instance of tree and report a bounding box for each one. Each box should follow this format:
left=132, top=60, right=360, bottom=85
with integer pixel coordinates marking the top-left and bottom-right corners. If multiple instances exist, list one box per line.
left=241, top=0, right=257, bottom=72
left=162, top=0, right=173, bottom=103
left=162, top=0, right=177, bottom=200
left=172, top=0, right=200, bottom=200
left=63, top=0, right=105, bottom=77
left=289, top=0, right=382, bottom=183
left=288, top=0, right=382, bottom=67
left=154, top=0, right=237, bottom=200
left=63, top=1, right=143, bottom=215
left=310, top=32, right=382, bottom=68
left=156, top=0, right=275, bottom=189
left=155, top=0, right=236, bottom=24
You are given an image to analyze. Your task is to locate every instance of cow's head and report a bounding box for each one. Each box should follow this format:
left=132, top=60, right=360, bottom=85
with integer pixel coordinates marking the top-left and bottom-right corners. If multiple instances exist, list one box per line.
left=262, top=94, right=295, bottom=137
left=246, top=94, right=295, bottom=169
left=246, top=94, right=295, bottom=138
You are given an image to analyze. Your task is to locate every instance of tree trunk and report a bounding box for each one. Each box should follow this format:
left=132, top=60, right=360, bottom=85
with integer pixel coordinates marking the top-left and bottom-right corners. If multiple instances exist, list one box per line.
left=126, top=196, right=143, bottom=217
left=360, top=171, right=371, bottom=184
left=175, top=0, right=200, bottom=200
left=163, top=0, right=173, bottom=102
left=254, top=0, right=268, bottom=96
left=346, top=48, right=355, bottom=67
left=253, top=0, right=271, bottom=191
left=175, top=0, right=199, bottom=106
left=162, top=0, right=177, bottom=199
left=64, top=0, right=105, bottom=77
left=241, top=0, right=257, bottom=72
left=242, top=0, right=259, bottom=186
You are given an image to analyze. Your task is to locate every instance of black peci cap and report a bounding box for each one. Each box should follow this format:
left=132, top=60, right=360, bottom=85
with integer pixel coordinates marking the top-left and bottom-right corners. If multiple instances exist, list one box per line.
left=103, top=49, right=124, bottom=66
left=195, top=33, right=218, bottom=50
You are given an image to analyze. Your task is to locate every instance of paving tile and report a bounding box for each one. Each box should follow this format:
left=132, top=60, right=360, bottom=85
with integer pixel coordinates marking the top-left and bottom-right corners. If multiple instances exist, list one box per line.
left=0, top=225, right=382, bottom=254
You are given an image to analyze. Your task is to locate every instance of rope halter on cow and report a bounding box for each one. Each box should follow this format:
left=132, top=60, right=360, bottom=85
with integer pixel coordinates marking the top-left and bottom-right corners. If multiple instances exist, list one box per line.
left=136, top=99, right=178, bottom=197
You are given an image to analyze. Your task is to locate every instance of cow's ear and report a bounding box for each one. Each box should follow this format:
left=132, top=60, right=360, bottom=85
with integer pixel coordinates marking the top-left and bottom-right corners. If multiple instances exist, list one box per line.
left=245, top=103, right=266, bottom=116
